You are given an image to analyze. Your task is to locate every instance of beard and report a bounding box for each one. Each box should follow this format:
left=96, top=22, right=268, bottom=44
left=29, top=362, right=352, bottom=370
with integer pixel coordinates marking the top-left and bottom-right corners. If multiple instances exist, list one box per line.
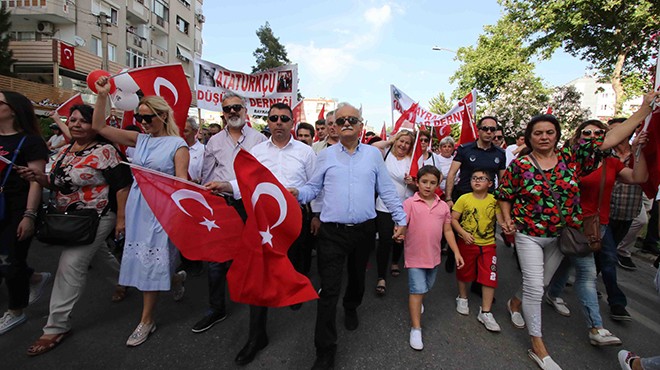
left=226, top=116, right=244, bottom=128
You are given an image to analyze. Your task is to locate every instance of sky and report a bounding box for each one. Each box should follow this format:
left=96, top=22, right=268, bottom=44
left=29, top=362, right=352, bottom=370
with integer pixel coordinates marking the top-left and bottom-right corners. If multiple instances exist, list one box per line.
left=200, top=0, right=590, bottom=128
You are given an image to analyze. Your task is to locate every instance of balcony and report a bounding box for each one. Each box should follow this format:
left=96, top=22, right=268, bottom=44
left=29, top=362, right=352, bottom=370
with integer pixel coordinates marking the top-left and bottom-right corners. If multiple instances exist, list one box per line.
left=151, top=44, right=168, bottom=64
left=126, top=32, right=147, bottom=52
left=151, top=13, right=169, bottom=34
left=2, top=0, right=76, bottom=23
left=126, top=0, right=150, bottom=24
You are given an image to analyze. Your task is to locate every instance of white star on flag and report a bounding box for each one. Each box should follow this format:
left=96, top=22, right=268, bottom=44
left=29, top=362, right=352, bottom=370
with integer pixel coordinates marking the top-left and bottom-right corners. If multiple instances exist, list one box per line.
left=259, top=226, right=274, bottom=247
left=199, top=217, right=220, bottom=232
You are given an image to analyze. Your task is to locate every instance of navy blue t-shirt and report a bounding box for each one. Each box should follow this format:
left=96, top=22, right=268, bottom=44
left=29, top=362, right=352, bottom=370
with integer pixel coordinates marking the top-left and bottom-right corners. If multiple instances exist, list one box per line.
left=452, top=141, right=506, bottom=196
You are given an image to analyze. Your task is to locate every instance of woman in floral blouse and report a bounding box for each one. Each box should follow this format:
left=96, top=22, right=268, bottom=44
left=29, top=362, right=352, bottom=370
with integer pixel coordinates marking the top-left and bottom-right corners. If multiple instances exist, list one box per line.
left=496, top=90, right=659, bottom=370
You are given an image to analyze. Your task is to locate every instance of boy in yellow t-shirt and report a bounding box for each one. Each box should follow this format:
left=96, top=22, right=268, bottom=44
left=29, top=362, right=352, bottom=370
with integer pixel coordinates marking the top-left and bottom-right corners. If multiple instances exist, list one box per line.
left=451, top=169, right=504, bottom=332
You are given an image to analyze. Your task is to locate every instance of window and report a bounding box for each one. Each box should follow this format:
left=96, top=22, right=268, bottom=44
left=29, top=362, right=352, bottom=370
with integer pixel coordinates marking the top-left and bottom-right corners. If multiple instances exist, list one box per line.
left=176, top=16, right=189, bottom=34
left=153, top=0, right=169, bottom=19
left=126, top=48, right=147, bottom=68
left=179, top=0, right=191, bottom=8
left=108, top=43, right=116, bottom=62
left=91, top=37, right=102, bottom=57
left=176, top=45, right=192, bottom=62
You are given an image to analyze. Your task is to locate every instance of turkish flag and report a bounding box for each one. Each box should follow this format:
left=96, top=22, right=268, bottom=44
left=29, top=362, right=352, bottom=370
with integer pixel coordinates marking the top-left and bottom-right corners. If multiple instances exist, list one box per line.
left=60, top=42, right=75, bottom=70
left=457, top=103, right=477, bottom=145
left=229, top=149, right=318, bottom=307
left=392, top=102, right=418, bottom=135
left=55, top=93, right=84, bottom=117
left=434, top=124, right=452, bottom=141
left=409, top=129, right=424, bottom=178
left=0, top=155, right=10, bottom=174
left=125, top=64, right=192, bottom=137
left=130, top=164, right=245, bottom=263
left=641, top=107, right=660, bottom=198
left=360, top=128, right=369, bottom=144
left=380, top=122, right=387, bottom=140
left=545, top=106, right=553, bottom=114
left=318, top=104, right=325, bottom=121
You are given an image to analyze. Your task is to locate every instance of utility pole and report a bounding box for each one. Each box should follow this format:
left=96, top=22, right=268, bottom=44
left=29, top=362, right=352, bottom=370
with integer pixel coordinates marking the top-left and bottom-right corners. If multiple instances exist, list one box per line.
left=98, top=12, right=110, bottom=71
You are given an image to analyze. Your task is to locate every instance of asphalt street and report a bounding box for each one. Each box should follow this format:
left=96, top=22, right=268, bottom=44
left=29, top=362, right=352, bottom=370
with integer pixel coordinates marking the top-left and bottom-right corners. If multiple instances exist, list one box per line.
left=1, top=239, right=659, bottom=370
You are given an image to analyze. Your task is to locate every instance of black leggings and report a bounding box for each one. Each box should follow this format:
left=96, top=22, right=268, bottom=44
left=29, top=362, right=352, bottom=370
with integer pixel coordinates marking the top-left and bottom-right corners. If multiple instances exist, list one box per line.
left=375, top=211, right=403, bottom=280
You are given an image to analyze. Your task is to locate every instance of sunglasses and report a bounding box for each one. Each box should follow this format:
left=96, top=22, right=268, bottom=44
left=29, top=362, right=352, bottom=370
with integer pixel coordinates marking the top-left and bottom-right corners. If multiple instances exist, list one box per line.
left=222, top=104, right=243, bottom=113
left=268, top=115, right=292, bottom=123
left=471, top=176, right=491, bottom=182
left=581, top=129, right=605, bottom=136
left=479, top=126, right=497, bottom=132
left=420, top=138, right=430, bottom=143
left=494, top=135, right=503, bottom=140
left=335, top=116, right=362, bottom=126
left=134, top=113, right=158, bottom=123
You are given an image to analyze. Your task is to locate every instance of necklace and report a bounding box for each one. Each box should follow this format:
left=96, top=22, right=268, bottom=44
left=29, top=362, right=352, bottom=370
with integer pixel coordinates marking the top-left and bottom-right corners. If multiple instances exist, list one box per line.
left=71, top=140, right=96, bottom=154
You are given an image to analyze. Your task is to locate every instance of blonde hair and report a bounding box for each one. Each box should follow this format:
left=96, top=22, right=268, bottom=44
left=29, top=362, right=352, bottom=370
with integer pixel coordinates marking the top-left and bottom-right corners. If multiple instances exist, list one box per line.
left=140, top=96, right=179, bottom=137
left=390, top=130, right=415, bottom=156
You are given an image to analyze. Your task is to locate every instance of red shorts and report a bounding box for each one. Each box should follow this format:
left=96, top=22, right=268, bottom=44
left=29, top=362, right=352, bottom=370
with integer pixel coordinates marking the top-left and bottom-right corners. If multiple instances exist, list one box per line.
left=455, top=239, right=497, bottom=288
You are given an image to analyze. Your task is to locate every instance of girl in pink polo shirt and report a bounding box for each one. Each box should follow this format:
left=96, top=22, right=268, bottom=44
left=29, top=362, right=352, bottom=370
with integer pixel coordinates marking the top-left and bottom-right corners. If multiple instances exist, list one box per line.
left=401, top=165, right=464, bottom=351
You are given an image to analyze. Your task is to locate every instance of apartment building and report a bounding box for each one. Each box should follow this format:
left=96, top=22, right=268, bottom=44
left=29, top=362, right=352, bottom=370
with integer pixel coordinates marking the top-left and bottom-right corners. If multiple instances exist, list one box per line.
left=1, top=0, right=203, bottom=108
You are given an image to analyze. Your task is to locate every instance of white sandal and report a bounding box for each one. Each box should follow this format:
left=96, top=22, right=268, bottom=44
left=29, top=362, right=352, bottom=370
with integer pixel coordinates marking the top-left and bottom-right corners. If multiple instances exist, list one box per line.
left=528, top=349, right=562, bottom=370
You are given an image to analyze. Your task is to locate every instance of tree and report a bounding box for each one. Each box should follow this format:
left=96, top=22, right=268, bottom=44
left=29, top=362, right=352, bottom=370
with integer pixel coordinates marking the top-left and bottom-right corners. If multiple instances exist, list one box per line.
left=0, top=4, right=16, bottom=76
left=548, top=85, right=591, bottom=136
left=484, top=74, right=549, bottom=138
left=252, top=22, right=290, bottom=73
left=500, top=0, right=660, bottom=114
left=449, top=18, right=535, bottom=101
left=428, top=92, right=453, bottom=115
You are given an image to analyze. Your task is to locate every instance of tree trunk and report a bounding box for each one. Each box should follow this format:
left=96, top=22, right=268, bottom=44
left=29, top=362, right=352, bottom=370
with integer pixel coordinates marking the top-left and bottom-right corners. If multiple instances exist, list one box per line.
left=611, top=51, right=626, bottom=115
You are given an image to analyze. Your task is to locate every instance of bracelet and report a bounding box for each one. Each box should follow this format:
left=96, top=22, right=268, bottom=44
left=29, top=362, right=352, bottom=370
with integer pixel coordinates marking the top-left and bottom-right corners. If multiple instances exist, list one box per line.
left=23, top=212, right=37, bottom=220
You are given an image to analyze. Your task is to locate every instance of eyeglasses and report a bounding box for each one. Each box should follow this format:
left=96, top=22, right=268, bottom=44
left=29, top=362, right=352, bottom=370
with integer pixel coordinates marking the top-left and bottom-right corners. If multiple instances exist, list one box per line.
left=134, top=113, right=158, bottom=124
left=268, top=115, right=292, bottom=123
left=335, top=116, right=362, bottom=126
left=420, top=138, right=429, bottom=143
left=581, top=129, right=605, bottom=136
left=222, top=104, right=243, bottom=113
left=494, top=135, right=503, bottom=140
left=471, top=176, right=491, bottom=182
left=479, top=126, right=497, bottom=132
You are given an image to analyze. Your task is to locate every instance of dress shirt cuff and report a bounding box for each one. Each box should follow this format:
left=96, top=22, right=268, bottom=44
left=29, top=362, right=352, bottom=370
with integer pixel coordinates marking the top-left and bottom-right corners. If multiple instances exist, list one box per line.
left=229, top=179, right=241, bottom=200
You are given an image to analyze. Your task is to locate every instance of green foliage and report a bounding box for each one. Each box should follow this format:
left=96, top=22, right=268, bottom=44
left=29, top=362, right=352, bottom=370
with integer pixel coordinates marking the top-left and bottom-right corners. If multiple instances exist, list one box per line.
left=252, top=22, right=291, bottom=73
left=449, top=19, right=535, bottom=101
left=0, top=4, right=16, bottom=76
left=428, top=92, right=453, bottom=115
left=38, top=116, right=55, bottom=138
left=499, top=0, right=660, bottom=113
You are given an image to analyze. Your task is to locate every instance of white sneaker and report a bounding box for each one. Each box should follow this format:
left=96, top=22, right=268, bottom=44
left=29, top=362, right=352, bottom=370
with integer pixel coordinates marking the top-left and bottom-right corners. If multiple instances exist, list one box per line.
left=409, top=328, right=423, bottom=350
left=29, top=272, right=52, bottom=305
left=0, top=311, right=27, bottom=335
left=477, top=307, right=501, bottom=332
left=544, top=292, right=570, bottom=317
left=528, top=349, right=563, bottom=370
left=618, top=350, right=638, bottom=370
left=589, top=328, right=622, bottom=346
left=455, top=297, right=469, bottom=315
left=172, top=271, right=187, bottom=302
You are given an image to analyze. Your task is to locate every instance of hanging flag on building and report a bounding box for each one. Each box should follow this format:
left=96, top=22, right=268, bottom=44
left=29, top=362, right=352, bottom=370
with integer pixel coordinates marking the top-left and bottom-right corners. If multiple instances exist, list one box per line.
left=60, top=42, right=76, bottom=70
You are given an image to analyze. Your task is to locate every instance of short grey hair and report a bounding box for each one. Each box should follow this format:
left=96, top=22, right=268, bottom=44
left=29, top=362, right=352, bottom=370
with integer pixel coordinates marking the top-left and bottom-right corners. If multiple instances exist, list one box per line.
left=222, top=91, right=248, bottom=106
left=186, top=117, right=199, bottom=131
left=335, top=102, right=362, bottom=121
left=439, top=136, right=455, bottom=147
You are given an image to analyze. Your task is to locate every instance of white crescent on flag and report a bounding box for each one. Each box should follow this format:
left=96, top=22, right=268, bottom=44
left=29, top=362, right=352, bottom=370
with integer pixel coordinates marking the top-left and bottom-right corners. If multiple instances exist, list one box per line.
left=251, top=182, right=288, bottom=246
left=154, top=77, right=179, bottom=105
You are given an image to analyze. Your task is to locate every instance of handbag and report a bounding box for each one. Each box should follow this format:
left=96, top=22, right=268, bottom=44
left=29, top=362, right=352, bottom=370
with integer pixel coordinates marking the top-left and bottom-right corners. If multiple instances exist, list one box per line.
left=36, top=145, right=102, bottom=246
left=0, top=136, right=27, bottom=221
left=528, top=154, right=605, bottom=257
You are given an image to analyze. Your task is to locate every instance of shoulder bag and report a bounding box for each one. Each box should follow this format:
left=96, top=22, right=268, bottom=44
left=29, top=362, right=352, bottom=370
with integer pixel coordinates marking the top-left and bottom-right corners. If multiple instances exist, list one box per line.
left=36, top=145, right=102, bottom=246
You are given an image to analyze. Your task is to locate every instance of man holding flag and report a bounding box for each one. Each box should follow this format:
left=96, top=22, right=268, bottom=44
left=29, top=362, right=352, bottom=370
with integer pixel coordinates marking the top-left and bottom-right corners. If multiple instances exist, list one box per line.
left=290, top=102, right=407, bottom=370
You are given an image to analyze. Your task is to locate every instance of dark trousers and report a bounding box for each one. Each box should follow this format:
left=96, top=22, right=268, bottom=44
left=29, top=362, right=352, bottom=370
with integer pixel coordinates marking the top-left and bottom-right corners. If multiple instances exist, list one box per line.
left=288, top=206, right=312, bottom=276
left=608, top=219, right=633, bottom=246
left=314, top=219, right=376, bottom=352
left=596, top=225, right=628, bottom=307
left=375, top=211, right=403, bottom=280
left=0, top=195, right=33, bottom=310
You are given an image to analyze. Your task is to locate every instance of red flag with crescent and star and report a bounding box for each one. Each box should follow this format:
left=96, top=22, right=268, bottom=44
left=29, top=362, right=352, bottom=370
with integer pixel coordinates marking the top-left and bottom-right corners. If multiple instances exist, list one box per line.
left=229, top=149, right=318, bottom=307
left=60, top=42, right=75, bottom=70
left=457, top=103, right=478, bottom=145
left=122, top=64, right=192, bottom=137
left=129, top=163, right=245, bottom=262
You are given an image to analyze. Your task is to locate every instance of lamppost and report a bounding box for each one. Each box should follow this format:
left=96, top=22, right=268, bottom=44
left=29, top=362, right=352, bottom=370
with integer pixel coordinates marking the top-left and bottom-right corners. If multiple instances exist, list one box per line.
left=432, top=46, right=457, bottom=54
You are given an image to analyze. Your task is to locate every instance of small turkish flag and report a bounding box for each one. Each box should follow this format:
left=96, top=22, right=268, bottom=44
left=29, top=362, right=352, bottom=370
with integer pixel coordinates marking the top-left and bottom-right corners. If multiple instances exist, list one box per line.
left=409, top=130, right=424, bottom=179
left=318, top=103, right=325, bottom=121
left=60, top=42, right=75, bottom=70
left=130, top=164, right=245, bottom=263
left=641, top=107, right=660, bottom=198
left=55, top=93, right=84, bottom=117
left=545, top=106, right=553, bottom=114
left=229, top=149, right=318, bottom=307
left=125, top=64, right=192, bottom=137
left=392, top=102, right=418, bottom=135
left=380, top=122, right=387, bottom=140
left=457, top=103, right=477, bottom=145
left=434, top=124, right=452, bottom=141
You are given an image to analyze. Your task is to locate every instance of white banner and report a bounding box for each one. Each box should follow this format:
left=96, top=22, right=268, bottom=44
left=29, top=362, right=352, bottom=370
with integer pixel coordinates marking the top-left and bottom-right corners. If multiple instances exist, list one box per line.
left=390, top=84, right=477, bottom=127
left=195, top=58, right=299, bottom=116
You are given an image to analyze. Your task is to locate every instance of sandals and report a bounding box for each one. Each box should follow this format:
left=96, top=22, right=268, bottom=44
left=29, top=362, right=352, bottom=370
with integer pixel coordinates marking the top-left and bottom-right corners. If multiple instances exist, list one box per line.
left=27, top=332, right=69, bottom=356
left=112, top=285, right=127, bottom=302
left=375, top=279, right=386, bottom=296
left=390, top=266, right=401, bottom=277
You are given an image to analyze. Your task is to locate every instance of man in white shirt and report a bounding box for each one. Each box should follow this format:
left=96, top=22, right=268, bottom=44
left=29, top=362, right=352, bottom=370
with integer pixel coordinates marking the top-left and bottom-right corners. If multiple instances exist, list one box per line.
left=183, top=117, right=205, bottom=183
left=505, top=131, right=526, bottom=166
left=313, top=110, right=339, bottom=153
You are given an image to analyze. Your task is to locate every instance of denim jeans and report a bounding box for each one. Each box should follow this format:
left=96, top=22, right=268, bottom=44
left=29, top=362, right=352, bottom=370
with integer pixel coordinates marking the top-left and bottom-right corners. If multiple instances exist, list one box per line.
left=547, top=252, right=603, bottom=329
left=596, top=225, right=627, bottom=308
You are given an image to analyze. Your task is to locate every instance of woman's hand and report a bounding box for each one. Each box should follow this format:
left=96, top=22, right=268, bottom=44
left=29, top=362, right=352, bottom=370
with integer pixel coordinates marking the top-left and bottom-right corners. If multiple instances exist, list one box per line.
left=403, top=173, right=415, bottom=185
left=95, top=76, right=112, bottom=96
left=16, top=217, right=35, bottom=241
left=631, top=131, right=648, bottom=151
left=642, top=90, right=660, bottom=107
left=115, top=218, right=126, bottom=240
left=15, top=166, right=48, bottom=187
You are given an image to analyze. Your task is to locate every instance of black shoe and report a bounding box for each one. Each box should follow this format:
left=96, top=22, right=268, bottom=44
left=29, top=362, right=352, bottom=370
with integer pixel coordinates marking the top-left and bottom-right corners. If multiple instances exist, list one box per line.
left=617, top=256, right=637, bottom=271
left=235, top=335, right=269, bottom=366
left=311, top=351, right=335, bottom=370
left=290, top=303, right=303, bottom=311
left=610, top=305, right=632, bottom=321
left=344, top=309, right=358, bottom=331
left=185, top=261, right=204, bottom=277
left=191, top=310, right=227, bottom=333
left=640, top=245, right=660, bottom=255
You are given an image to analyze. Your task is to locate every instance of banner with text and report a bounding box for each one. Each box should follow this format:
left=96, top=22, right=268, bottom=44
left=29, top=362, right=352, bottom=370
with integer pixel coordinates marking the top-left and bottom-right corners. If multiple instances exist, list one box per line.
left=195, top=58, right=299, bottom=116
left=390, top=84, right=477, bottom=127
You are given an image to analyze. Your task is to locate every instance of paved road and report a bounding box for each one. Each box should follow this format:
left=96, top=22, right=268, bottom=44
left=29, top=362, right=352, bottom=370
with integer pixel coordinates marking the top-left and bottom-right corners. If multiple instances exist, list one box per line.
left=1, top=240, right=659, bottom=370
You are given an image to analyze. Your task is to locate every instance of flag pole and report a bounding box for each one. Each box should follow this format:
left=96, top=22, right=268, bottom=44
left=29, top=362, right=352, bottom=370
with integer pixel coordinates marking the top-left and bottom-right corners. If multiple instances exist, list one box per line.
left=122, top=161, right=208, bottom=191
left=636, top=36, right=660, bottom=159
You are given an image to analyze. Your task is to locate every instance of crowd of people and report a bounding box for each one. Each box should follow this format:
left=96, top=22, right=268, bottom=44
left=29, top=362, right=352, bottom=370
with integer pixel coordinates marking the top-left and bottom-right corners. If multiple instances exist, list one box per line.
left=0, top=82, right=659, bottom=369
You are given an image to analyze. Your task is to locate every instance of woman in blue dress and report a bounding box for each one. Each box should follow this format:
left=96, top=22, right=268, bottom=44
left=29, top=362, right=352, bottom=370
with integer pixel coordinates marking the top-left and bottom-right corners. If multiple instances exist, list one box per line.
left=92, top=76, right=190, bottom=347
